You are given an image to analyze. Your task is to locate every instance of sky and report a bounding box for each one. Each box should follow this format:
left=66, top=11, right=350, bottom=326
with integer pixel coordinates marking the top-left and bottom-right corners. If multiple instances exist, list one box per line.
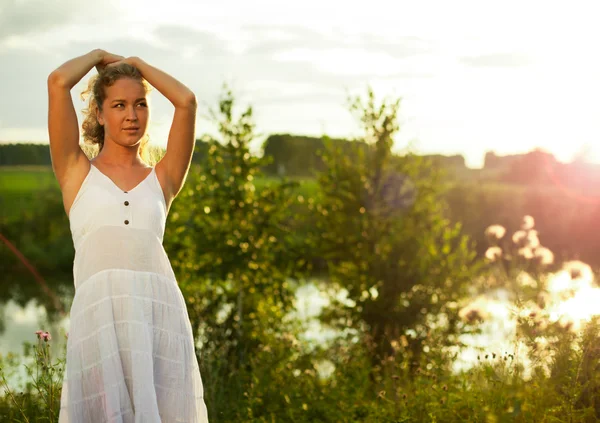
left=1, top=0, right=600, bottom=168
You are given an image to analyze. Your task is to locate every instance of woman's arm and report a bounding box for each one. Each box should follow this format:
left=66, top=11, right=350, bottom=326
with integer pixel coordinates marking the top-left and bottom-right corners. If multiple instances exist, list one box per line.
left=120, top=57, right=197, bottom=201
left=47, top=49, right=122, bottom=186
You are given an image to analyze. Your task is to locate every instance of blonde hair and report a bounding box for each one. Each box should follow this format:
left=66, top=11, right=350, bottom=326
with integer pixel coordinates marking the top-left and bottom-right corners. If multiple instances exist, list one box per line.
left=80, top=63, right=157, bottom=164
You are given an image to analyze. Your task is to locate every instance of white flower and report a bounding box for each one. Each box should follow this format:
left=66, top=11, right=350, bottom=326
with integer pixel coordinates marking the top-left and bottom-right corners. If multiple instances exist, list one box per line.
left=518, top=247, right=534, bottom=259
left=522, top=215, right=535, bottom=230
left=534, top=247, right=554, bottom=265
left=485, top=246, right=502, bottom=261
left=512, top=230, right=528, bottom=245
left=563, top=260, right=594, bottom=283
left=485, top=225, right=506, bottom=239
left=517, top=271, right=537, bottom=288
left=526, top=230, right=540, bottom=248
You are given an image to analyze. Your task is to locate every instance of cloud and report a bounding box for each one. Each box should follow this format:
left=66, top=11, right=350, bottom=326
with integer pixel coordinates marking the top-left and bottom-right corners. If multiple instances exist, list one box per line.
left=0, top=0, right=77, bottom=42
left=0, top=22, right=439, bottom=145
left=152, top=25, right=229, bottom=57
left=0, top=48, right=59, bottom=129
left=241, top=25, right=436, bottom=61
left=460, top=53, right=534, bottom=68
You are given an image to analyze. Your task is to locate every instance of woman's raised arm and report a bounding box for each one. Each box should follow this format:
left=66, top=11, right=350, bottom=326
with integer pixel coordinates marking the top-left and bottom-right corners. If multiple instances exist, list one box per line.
left=47, top=49, right=122, bottom=186
left=111, top=57, right=197, bottom=202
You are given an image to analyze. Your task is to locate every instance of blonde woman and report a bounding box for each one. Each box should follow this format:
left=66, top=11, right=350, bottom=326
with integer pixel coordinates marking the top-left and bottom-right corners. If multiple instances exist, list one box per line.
left=48, top=49, right=209, bottom=422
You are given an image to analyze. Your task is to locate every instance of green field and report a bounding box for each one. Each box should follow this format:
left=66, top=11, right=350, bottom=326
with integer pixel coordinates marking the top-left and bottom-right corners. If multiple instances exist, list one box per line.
left=0, top=166, right=321, bottom=217
left=0, top=166, right=57, bottom=191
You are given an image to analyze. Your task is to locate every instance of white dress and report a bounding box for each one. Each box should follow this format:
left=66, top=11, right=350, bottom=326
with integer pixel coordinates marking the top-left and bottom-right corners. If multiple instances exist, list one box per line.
left=59, top=164, right=209, bottom=423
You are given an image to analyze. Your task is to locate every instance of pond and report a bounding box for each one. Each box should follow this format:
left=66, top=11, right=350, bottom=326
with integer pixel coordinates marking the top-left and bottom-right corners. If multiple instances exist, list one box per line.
left=0, top=280, right=339, bottom=357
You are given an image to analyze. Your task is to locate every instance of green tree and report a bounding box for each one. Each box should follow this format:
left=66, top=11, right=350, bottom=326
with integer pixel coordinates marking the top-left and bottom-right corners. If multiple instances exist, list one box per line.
left=164, top=86, right=312, bottom=419
left=315, top=88, right=477, bottom=368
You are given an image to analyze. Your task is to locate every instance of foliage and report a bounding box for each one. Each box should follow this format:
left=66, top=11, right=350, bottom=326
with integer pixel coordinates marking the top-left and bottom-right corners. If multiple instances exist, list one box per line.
left=313, top=87, right=478, bottom=365
left=6, top=87, right=600, bottom=423
left=0, top=331, right=65, bottom=422
left=163, top=86, right=314, bottom=419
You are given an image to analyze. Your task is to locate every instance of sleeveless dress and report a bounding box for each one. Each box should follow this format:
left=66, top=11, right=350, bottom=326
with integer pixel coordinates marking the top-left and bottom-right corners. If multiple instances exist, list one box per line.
left=58, top=164, right=209, bottom=423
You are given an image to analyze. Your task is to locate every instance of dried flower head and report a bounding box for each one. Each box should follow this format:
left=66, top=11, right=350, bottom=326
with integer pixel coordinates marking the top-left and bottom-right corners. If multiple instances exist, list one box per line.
left=512, top=230, right=528, bottom=246
left=534, top=247, right=554, bottom=265
left=526, top=230, right=540, bottom=248
left=485, top=224, right=506, bottom=240
left=522, top=215, right=535, bottom=230
left=485, top=246, right=503, bottom=262
left=518, top=247, right=534, bottom=260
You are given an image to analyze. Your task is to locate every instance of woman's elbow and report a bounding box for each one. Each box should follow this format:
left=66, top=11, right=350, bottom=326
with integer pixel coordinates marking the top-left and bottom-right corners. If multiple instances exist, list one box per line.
left=47, top=70, right=67, bottom=89
left=177, top=91, right=197, bottom=110
left=185, top=91, right=197, bottom=109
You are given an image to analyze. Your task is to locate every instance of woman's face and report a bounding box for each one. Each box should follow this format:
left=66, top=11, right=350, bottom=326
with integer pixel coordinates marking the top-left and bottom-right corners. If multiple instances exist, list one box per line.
left=97, top=78, right=149, bottom=147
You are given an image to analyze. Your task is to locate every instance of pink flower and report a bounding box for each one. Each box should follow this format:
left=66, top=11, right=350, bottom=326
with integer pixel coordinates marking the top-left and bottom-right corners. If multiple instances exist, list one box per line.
left=35, top=330, right=51, bottom=342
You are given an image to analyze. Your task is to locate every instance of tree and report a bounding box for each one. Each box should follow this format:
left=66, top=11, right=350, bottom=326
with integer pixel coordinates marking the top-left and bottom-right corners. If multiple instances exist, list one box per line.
left=314, top=88, right=477, bottom=369
left=164, top=86, right=312, bottom=417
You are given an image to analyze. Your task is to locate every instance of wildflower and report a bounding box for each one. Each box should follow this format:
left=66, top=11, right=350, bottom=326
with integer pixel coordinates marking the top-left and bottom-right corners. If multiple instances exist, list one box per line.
left=517, top=272, right=537, bottom=288
left=460, top=308, right=484, bottom=324
left=517, top=247, right=534, bottom=259
left=35, top=330, right=51, bottom=342
left=442, top=385, right=448, bottom=391
left=522, top=215, right=535, bottom=230
left=537, top=291, right=551, bottom=309
left=563, top=260, right=593, bottom=282
left=558, top=316, right=576, bottom=332
left=458, top=296, right=491, bottom=323
left=526, top=230, right=540, bottom=248
left=534, top=247, right=554, bottom=265
left=485, top=246, right=502, bottom=262
left=512, top=230, right=528, bottom=245
left=485, top=225, right=506, bottom=240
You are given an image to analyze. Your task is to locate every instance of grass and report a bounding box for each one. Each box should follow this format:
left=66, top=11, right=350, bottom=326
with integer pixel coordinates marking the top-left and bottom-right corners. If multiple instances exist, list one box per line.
left=0, top=166, right=57, bottom=192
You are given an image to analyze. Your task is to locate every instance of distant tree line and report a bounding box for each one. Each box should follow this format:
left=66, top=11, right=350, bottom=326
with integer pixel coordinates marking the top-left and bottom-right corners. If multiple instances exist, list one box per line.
left=3, top=140, right=600, bottom=190
left=0, top=136, right=467, bottom=174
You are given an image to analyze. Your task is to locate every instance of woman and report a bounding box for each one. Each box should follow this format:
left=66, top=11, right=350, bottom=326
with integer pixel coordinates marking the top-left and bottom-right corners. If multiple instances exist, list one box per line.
left=48, top=49, right=209, bottom=422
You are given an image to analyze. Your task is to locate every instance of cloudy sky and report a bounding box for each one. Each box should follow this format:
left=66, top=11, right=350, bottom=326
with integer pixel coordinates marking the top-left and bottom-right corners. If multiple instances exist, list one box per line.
left=1, top=0, right=599, bottom=167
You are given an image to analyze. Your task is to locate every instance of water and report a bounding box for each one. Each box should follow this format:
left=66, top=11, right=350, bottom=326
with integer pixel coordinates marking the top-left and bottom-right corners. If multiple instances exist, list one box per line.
left=2, top=276, right=567, bottom=383
left=0, top=280, right=337, bottom=357
left=0, top=299, right=68, bottom=356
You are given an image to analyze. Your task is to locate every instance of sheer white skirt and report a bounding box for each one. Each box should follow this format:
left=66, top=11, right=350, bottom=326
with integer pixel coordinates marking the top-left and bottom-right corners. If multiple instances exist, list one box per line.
left=59, top=228, right=208, bottom=423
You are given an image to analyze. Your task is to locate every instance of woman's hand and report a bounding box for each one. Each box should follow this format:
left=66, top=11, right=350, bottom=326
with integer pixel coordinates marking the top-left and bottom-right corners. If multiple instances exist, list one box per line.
left=105, top=56, right=139, bottom=69
left=95, top=50, right=125, bottom=73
